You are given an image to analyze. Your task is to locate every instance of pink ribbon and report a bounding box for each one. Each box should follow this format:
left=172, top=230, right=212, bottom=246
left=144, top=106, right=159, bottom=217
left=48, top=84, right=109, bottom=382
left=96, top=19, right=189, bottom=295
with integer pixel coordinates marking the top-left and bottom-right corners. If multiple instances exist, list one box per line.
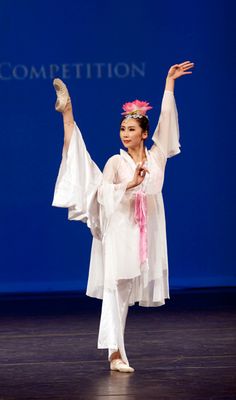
left=134, top=190, right=148, bottom=264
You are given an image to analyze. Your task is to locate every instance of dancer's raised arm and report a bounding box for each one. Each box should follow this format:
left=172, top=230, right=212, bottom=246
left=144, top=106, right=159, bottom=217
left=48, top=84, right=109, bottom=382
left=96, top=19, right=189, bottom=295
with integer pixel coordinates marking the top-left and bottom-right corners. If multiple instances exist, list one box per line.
left=150, top=61, right=194, bottom=159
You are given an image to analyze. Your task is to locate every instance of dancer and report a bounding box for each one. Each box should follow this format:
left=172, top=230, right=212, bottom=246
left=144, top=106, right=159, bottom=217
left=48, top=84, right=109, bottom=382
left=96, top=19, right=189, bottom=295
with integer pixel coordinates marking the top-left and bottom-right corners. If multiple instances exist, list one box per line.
left=52, top=61, right=194, bottom=372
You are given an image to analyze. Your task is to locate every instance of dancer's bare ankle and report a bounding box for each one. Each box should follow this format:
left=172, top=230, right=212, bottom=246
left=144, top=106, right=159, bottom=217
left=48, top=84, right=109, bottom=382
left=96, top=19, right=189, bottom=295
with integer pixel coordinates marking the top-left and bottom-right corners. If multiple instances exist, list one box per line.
left=64, top=102, right=72, bottom=113
left=110, top=350, right=121, bottom=361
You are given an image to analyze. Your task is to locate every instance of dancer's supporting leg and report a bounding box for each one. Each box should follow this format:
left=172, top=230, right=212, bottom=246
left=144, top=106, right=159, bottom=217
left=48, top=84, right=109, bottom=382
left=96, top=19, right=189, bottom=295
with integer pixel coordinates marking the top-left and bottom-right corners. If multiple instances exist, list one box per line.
left=97, top=279, right=134, bottom=371
left=108, top=279, right=133, bottom=362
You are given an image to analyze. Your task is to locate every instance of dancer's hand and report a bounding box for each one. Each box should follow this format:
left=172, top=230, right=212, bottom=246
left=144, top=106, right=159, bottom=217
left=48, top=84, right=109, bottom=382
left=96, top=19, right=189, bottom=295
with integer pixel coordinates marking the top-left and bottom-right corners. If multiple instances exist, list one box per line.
left=127, top=161, right=149, bottom=189
left=167, top=61, right=195, bottom=80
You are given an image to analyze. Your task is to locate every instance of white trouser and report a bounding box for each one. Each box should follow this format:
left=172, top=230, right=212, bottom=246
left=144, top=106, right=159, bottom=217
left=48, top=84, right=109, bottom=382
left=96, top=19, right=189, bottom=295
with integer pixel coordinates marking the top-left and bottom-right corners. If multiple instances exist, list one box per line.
left=97, top=279, right=133, bottom=366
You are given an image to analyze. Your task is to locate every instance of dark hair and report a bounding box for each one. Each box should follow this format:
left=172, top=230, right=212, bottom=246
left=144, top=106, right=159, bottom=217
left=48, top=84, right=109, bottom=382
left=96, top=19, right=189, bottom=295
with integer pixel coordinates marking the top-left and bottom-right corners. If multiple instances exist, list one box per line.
left=120, top=116, right=150, bottom=134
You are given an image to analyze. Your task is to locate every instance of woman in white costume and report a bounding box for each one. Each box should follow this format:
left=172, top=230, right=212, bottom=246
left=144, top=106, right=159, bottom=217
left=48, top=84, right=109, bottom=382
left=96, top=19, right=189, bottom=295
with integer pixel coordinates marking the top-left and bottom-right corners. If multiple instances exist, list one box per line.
left=52, top=61, right=194, bottom=372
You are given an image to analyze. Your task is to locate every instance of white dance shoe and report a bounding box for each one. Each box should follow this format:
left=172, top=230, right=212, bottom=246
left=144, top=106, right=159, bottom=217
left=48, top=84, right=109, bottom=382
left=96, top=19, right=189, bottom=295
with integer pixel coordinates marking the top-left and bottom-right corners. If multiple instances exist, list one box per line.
left=110, top=359, right=135, bottom=373
left=53, top=78, right=71, bottom=112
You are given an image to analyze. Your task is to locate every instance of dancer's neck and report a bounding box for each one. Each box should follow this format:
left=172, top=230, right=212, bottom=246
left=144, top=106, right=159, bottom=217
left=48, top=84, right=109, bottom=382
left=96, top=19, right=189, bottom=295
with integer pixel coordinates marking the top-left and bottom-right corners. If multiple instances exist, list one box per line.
left=127, top=145, right=146, bottom=164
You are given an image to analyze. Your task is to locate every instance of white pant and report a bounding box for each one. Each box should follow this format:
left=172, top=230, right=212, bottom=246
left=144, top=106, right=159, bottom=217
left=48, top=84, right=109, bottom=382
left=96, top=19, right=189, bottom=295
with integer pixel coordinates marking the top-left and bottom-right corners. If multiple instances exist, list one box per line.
left=97, top=279, right=133, bottom=366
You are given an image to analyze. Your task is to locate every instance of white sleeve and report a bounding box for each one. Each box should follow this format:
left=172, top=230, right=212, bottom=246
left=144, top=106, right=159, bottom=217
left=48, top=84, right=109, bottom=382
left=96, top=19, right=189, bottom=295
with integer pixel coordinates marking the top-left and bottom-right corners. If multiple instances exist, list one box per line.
left=97, top=156, right=130, bottom=219
left=52, top=122, right=102, bottom=231
left=150, top=90, right=181, bottom=159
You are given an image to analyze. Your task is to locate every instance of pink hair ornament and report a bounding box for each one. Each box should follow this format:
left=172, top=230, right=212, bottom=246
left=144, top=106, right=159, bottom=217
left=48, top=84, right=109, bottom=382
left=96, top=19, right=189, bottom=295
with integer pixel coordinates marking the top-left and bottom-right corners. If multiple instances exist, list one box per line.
left=122, top=100, right=153, bottom=119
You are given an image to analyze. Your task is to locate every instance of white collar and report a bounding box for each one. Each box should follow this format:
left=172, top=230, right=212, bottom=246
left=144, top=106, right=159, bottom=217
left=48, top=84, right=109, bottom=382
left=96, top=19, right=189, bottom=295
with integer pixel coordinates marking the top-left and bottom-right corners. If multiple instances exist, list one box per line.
left=120, top=147, right=149, bottom=169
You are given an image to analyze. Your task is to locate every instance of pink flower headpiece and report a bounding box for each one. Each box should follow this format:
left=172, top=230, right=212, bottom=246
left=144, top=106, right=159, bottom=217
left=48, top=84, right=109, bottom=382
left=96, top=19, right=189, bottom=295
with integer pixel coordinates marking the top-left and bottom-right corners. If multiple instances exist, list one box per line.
left=122, top=99, right=153, bottom=119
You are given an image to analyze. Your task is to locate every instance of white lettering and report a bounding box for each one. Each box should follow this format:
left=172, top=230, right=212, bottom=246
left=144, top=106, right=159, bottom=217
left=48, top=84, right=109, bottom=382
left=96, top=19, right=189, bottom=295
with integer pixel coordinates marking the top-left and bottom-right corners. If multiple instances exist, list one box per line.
left=49, top=64, right=60, bottom=79
left=62, top=64, right=71, bottom=79
left=86, top=63, right=92, bottom=79
left=30, top=65, right=46, bottom=79
left=131, top=62, right=146, bottom=78
left=73, top=63, right=83, bottom=79
left=107, top=63, right=113, bottom=78
left=0, top=62, right=11, bottom=80
left=114, top=63, right=129, bottom=78
left=94, top=63, right=105, bottom=78
left=0, top=62, right=146, bottom=80
left=13, top=64, right=28, bottom=80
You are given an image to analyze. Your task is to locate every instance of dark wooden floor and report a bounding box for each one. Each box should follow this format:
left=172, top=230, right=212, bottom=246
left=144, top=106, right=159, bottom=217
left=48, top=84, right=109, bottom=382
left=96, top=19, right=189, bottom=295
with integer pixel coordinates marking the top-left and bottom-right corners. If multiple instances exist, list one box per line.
left=0, top=288, right=235, bottom=400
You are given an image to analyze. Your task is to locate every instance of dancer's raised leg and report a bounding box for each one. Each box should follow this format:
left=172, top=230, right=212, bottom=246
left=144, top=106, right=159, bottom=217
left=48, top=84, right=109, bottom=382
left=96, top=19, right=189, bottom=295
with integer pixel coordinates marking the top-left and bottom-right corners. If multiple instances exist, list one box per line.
left=53, top=78, right=74, bottom=152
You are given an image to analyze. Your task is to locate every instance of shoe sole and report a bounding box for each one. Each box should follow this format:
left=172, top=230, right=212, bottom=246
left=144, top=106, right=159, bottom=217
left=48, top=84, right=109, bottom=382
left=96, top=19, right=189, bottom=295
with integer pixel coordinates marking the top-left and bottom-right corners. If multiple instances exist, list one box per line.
left=110, top=365, right=135, bottom=373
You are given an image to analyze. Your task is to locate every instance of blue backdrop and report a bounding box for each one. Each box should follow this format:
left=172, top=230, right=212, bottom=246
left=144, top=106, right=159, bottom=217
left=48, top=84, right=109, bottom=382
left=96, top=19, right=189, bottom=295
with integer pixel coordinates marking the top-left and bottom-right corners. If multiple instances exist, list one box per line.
left=0, top=0, right=235, bottom=293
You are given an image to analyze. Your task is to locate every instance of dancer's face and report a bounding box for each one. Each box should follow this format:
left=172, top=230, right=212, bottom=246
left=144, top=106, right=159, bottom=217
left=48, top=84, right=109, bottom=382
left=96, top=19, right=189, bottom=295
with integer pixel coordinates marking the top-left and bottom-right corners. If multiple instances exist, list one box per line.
left=120, top=118, right=148, bottom=149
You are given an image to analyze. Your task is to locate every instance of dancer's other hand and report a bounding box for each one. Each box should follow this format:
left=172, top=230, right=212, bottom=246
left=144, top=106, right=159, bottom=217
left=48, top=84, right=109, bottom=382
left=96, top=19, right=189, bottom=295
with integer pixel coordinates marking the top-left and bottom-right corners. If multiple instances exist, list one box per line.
left=127, top=160, right=149, bottom=190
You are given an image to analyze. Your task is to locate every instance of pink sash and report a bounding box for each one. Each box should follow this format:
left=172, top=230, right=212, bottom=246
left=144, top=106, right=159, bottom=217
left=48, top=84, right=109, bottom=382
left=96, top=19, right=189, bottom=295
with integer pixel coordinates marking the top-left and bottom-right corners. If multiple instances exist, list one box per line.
left=134, top=190, right=148, bottom=264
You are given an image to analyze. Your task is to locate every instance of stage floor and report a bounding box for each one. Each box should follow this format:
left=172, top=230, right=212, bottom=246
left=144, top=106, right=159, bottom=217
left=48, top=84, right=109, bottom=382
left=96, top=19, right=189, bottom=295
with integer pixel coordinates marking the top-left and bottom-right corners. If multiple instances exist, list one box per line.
left=0, top=288, right=235, bottom=400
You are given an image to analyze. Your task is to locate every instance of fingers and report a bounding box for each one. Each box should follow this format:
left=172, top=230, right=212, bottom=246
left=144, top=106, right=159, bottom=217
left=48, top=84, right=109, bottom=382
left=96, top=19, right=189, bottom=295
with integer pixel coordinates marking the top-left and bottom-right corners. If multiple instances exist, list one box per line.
left=136, top=163, right=149, bottom=178
left=136, top=160, right=145, bottom=170
left=140, top=169, right=149, bottom=177
left=140, top=160, right=149, bottom=169
left=175, top=61, right=194, bottom=70
left=180, top=61, right=192, bottom=65
left=179, top=60, right=195, bottom=66
left=181, top=63, right=195, bottom=70
left=183, top=64, right=194, bottom=70
left=139, top=167, right=146, bottom=177
left=171, top=61, right=193, bottom=68
left=170, top=62, right=194, bottom=74
left=140, top=160, right=146, bottom=167
left=136, top=161, right=149, bottom=173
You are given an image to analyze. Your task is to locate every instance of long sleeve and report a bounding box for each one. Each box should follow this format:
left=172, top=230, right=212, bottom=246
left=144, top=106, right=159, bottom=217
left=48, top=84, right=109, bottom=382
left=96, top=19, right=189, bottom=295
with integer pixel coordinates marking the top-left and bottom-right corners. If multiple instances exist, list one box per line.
left=52, top=122, right=103, bottom=237
left=151, top=90, right=181, bottom=159
left=97, top=155, right=130, bottom=220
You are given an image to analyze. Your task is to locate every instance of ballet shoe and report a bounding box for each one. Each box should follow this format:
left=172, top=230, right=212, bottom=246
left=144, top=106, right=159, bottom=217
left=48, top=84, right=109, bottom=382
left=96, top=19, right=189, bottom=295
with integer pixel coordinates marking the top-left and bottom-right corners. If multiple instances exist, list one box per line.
left=110, top=358, right=135, bottom=373
left=53, top=78, right=71, bottom=113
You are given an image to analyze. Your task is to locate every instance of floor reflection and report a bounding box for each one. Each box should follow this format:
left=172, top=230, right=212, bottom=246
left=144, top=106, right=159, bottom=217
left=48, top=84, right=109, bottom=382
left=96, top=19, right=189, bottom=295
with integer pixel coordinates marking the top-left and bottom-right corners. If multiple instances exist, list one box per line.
left=94, top=370, right=134, bottom=397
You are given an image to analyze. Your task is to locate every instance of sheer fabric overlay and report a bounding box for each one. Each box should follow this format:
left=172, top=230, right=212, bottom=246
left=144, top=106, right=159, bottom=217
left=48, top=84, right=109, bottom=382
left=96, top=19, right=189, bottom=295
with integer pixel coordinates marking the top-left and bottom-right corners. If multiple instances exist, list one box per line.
left=52, top=90, right=181, bottom=307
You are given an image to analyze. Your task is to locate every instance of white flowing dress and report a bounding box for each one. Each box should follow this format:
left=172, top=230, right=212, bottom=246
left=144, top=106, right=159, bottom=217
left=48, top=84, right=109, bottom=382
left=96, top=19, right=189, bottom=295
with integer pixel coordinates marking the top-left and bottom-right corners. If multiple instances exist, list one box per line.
left=52, top=90, right=181, bottom=307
